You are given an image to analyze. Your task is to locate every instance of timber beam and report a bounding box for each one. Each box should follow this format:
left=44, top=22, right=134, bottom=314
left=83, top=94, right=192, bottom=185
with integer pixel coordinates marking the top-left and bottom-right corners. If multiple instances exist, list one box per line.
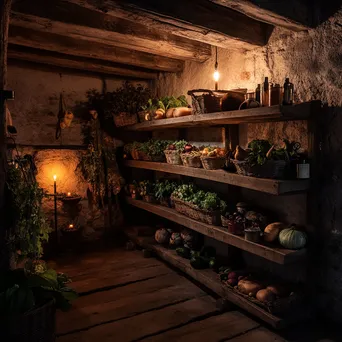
left=8, top=45, right=159, bottom=79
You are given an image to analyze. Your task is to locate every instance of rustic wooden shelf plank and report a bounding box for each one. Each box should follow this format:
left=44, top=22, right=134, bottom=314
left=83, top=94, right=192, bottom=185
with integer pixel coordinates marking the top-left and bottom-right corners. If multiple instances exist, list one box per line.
left=124, top=160, right=310, bottom=195
left=125, top=228, right=286, bottom=329
left=126, top=198, right=307, bottom=265
left=126, top=101, right=320, bottom=131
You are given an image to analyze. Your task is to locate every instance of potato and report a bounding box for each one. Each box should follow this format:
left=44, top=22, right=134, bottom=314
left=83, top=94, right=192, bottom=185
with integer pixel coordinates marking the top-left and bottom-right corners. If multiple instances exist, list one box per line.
left=238, top=279, right=264, bottom=296
left=256, top=289, right=276, bottom=303
left=267, top=284, right=290, bottom=297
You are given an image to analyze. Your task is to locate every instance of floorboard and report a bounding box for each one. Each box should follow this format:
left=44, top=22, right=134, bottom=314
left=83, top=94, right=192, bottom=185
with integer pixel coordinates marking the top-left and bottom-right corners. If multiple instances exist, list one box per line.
left=55, top=247, right=289, bottom=342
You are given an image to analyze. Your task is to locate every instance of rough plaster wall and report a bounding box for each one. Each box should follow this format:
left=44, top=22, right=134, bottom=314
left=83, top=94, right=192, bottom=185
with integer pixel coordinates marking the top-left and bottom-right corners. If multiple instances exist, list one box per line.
left=7, top=65, right=150, bottom=145
left=7, top=65, right=149, bottom=238
left=157, top=8, right=342, bottom=320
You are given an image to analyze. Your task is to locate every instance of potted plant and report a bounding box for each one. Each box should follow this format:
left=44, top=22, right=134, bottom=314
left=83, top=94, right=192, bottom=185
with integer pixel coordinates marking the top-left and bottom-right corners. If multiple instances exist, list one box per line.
left=0, top=260, right=77, bottom=341
left=138, top=140, right=170, bottom=162
left=139, top=180, right=155, bottom=203
left=112, top=82, right=151, bottom=127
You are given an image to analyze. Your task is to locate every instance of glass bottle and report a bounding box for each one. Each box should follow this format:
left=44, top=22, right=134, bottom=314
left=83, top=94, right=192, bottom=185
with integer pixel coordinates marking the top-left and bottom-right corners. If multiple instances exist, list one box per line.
left=255, top=84, right=261, bottom=104
left=283, top=78, right=294, bottom=105
left=270, top=83, right=281, bottom=105
left=262, top=77, right=270, bottom=107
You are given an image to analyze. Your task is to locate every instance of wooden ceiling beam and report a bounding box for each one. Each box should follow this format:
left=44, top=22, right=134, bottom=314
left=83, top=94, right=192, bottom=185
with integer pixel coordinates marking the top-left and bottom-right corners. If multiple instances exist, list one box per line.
left=7, top=45, right=158, bottom=79
left=8, top=21, right=184, bottom=73
left=9, top=9, right=211, bottom=62
left=209, top=0, right=309, bottom=31
left=64, top=0, right=271, bottom=49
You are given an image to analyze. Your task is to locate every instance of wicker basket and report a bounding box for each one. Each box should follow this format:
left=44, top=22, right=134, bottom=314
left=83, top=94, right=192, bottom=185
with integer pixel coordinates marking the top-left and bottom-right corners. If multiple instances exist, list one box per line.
left=114, top=112, right=138, bottom=127
left=201, top=156, right=226, bottom=170
left=2, top=300, right=56, bottom=342
left=187, top=89, right=246, bottom=115
left=172, top=196, right=221, bottom=225
left=164, top=150, right=183, bottom=165
left=181, top=154, right=202, bottom=168
left=232, top=159, right=287, bottom=179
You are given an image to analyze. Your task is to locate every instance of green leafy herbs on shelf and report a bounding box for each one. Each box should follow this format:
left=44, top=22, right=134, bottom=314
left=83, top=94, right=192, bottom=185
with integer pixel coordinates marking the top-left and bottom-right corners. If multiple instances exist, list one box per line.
left=139, top=140, right=171, bottom=157
left=0, top=260, right=78, bottom=315
left=6, top=166, right=51, bottom=260
left=166, top=140, right=188, bottom=152
left=154, top=180, right=178, bottom=201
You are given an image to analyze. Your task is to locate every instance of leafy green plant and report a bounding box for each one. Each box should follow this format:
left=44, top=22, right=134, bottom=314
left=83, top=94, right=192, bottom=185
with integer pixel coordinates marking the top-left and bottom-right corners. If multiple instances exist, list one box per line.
left=172, top=184, right=197, bottom=202
left=138, top=140, right=171, bottom=157
left=154, top=180, right=178, bottom=201
left=6, top=165, right=51, bottom=259
left=0, top=261, right=78, bottom=315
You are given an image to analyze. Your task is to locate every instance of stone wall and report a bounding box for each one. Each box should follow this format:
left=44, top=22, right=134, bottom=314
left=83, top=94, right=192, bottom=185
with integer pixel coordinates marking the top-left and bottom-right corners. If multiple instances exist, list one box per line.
left=156, top=8, right=342, bottom=320
left=7, top=63, right=149, bottom=240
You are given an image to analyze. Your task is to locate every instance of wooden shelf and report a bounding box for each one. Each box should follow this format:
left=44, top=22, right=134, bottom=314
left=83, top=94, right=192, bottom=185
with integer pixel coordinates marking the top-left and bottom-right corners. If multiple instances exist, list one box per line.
left=126, top=101, right=320, bottom=131
left=125, top=227, right=307, bottom=329
left=126, top=197, right=307, bottom=265
left=124, top=160, right=310, bottom=195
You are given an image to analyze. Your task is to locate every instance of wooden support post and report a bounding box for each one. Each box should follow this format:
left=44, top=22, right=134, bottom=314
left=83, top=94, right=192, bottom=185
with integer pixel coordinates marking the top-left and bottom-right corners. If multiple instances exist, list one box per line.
left=0, top=0, right=12, bottom=269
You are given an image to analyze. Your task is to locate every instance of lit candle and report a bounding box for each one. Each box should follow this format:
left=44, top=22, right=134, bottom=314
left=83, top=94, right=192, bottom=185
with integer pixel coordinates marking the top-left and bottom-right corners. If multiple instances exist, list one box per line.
left=67, top=192, right=71, bottom=197
left=68, top=224, right=74, bottom=229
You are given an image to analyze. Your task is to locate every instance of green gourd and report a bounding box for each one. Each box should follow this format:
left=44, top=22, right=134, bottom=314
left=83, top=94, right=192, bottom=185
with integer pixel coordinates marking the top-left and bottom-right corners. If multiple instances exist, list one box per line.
left=279, top=226, right=307, bottom=249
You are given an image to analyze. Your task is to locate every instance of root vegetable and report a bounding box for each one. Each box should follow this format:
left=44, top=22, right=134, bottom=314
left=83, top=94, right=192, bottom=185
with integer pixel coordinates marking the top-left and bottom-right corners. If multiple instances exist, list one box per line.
left=256, top=289, right=276, bottom=303
left=266, top=284, right=290, bottom=297
left=238, top=279, right=264, bottom=296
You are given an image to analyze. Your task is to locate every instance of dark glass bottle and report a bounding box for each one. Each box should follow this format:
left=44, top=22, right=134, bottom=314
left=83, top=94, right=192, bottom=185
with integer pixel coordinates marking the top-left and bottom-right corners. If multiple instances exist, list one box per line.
left=255, top=84, right=261, bottom=103
left=262, top=77, right=270, bottom=107
left=283, top=78, right=294, bottom=105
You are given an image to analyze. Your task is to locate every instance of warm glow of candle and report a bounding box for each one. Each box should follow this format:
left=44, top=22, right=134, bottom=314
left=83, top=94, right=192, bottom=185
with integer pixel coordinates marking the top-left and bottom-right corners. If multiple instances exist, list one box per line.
left=68, top=224, right=74, bottom=229
left=53, top=175, right=57, bottom=181
left=67, top=192, right=71, bottom=197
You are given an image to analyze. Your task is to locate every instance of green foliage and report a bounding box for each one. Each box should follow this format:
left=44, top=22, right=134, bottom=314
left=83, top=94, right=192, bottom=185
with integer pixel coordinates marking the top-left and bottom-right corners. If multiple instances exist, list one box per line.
left=6, top=166, right=51, bottom=259
left=247, top=139, right=288, bottom=166
left=154, top=180, right=178, bottom=201
left=0, top=263, right=78, bottom=315
left=172, top=184, right=224, bottom=211
left=159, top=95, right=188, bottom=109
left=138, top=139, right=171, bottom=157
left=173, top=140, right=188, bottom=152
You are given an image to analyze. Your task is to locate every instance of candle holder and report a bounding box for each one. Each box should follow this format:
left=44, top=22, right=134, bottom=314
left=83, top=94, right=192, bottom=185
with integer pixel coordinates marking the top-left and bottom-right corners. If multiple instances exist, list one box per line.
left=60, top=223, right=83, bottom=251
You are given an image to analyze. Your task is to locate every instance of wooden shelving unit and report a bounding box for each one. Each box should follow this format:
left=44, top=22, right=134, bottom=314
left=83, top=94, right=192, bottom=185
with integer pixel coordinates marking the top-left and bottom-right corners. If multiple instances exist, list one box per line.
left=124, top=160, right=310, bottom=195
left=126, top=197, right=307, bottom=265
left=125, top=227, right=310, bottom=329
left=126, top=101, right=319, bottom=131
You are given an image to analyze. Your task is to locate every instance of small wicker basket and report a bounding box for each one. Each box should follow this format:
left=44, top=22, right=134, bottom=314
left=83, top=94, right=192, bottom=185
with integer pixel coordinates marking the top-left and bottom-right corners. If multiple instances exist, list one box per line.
left=172, top=196, right=221, bottom=225
left=164, top=150, right=183, bottom=165
left=201, top=156, right=226, bottom=170
left=114, top=112, right=138, bottom=127
left=181, top=153, right=202, bottom=168
left=233, top=159, right=287, bottom=179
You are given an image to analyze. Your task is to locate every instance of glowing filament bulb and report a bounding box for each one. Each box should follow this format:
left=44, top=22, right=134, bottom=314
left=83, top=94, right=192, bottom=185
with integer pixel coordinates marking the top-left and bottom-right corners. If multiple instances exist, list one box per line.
left=213, top=70, right=220, bottom=82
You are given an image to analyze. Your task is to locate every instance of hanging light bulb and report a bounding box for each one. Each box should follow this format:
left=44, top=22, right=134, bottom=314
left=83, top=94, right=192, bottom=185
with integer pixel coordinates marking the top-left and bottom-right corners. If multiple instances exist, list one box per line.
left=213, top=46, right=219, bottom=90
left=213, top=70, right=220, bottom=82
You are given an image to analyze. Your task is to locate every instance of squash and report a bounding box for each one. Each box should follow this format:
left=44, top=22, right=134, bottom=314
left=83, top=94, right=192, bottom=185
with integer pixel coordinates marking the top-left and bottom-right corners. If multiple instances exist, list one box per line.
left=155, top=228, right=171, bottom=244
left=172, top=107, right=192, bottom=117
left=169, top=232, right=183, bottom=247
left=166, top=108, right=175, bottom=118
left=279, top=225, right=307, bottom=249
left=237, top=279, right=264, bottom=297
left=256, top=289, right=276, bottom=303
left=264, top=222, right=287, bottom=242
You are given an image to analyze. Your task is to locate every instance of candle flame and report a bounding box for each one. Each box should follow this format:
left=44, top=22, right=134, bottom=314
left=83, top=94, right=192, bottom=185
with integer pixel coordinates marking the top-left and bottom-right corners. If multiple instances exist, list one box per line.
left=53, top=175, right=57, bottom=181
left=67, top=192, right=71, bottom=197
left=68, top=224, right=74, bottom=229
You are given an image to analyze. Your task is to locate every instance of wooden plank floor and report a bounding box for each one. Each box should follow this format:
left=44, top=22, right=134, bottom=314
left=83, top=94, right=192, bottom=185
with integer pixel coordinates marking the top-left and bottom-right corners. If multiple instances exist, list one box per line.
left=54, top=248, right=288, bottom=342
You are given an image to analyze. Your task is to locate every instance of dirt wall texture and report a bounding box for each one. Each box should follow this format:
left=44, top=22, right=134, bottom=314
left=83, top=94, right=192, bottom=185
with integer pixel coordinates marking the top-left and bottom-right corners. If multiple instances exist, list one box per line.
left=157, top=8, right=342, bottom=321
